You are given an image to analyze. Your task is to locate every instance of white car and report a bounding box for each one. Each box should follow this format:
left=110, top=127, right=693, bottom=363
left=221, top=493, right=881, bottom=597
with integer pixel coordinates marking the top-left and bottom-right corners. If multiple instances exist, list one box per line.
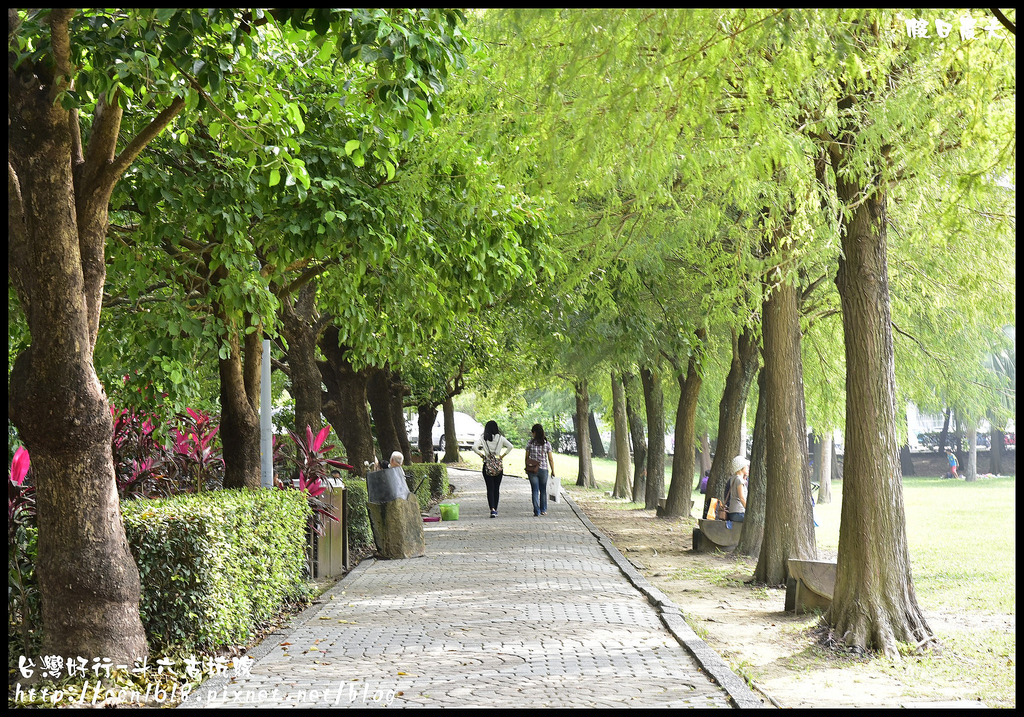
left=406, top=411, right=484, bottom=451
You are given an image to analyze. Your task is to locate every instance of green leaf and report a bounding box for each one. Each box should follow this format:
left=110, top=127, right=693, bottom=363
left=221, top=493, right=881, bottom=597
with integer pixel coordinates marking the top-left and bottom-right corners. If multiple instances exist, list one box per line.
left=344, top=139, right=361, bottom=156
left=269, top=168, right=281, bottom=187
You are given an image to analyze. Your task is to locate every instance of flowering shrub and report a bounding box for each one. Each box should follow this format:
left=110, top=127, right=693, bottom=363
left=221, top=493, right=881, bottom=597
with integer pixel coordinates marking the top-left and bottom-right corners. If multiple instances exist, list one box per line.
left=112, top=406, right=170, bottom=497
left=285, top=425, right=353, bottom=537
left=110, top=405, right=225, bottom=499
left=167, top=408, right=224, bottom=493
left=8, top=446, right=39, bottom=657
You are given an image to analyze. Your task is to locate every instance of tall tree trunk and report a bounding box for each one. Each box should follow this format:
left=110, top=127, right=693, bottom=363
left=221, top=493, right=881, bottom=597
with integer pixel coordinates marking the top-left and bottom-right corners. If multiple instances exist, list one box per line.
left=279, top=282, right=323, bottom=437
left=367, top=366, right=401, bottom=461
left=417, top=404, right=439, bottom=463
left=831, top=442, right=844, bottom=481
left=574, top=378, right=596, bottom=487
left=965, top=422, right=978, bottom=482
left=736, top=371, right=768, bottom=558
left=623, top=370, right=647, bottom=503
left=991, top=425, right=1005, bottom=475
left=899, top=444, right=916, bottom=477
left=817, top=435, right=833, bottom=505
left=319, top=328, right=375, bottom=474
left=809, top=432, right=822, bottom=484
left=440, top=398, right=461, bottom=463
left=937, top=408, right=951, bottom=454
left=218, top=318, right=263, bottom=490
left=611, top=372, right=633, bottom=499
left=829, top=172, right=932, bottom=657
left=388, top=371, right=412, bottom=465
left=699, top=433, right=712, bottom=476
left=754, top=267, right=816, bottom=585
left=6, top=9, right=181, bottom=662
left=900, top=411, right=916, bottom=477
left=704, top=326, right=759, bottom=519
left=664, top=349, right=702, bottom=517
left=640, top=364, right=666, bottom=509
left=588, top=411, right=607, bottom=458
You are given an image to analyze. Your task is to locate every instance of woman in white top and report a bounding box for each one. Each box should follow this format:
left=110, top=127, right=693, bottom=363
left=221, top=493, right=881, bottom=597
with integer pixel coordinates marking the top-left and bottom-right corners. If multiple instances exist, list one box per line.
left=727, top=456, right=749, bottom=522
left=473, top=420, right=514, bottom=518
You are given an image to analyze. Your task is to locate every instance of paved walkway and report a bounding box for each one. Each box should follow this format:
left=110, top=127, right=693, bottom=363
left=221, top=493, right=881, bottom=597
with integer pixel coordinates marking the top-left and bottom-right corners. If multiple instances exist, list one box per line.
left=185, top=468, right=762, bottom=709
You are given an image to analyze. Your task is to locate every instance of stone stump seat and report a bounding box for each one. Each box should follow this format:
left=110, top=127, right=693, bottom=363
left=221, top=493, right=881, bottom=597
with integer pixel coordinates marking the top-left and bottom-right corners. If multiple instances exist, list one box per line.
left=785, top=558, right=837, bottom=613
left=692, top=518, right=742, bottom=553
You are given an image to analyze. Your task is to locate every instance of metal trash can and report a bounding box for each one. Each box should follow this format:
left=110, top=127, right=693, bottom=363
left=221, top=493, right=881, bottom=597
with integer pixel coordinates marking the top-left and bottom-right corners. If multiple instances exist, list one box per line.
left=316, top=476, right=348, bottom=577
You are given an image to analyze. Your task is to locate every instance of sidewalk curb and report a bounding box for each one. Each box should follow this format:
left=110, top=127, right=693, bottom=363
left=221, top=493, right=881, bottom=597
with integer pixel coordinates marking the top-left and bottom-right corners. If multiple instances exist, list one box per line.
left=564, top=492, right=765, bottom=710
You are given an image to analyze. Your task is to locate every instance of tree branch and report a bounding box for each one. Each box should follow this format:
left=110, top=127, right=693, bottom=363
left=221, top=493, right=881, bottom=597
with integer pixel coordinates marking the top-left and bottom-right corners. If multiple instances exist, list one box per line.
left=80, top=90, right=124, bottom=193
left=47, top=8, right=75, bottom=98
left=69, top=108, right=84, bottom=166
left=108, top=96, right=186, bottom=184
left=989, top=8, right=1015, bottom=35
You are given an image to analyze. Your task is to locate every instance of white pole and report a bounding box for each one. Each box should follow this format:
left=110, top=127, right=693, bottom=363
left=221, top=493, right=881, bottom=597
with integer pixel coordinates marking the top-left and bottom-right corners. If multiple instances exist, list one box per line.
left=261, top=338, right=273, bottom=488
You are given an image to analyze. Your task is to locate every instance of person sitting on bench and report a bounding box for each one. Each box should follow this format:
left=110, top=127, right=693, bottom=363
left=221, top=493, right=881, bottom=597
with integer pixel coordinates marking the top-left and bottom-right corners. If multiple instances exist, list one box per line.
left=727, top=456, right=749, bottom=523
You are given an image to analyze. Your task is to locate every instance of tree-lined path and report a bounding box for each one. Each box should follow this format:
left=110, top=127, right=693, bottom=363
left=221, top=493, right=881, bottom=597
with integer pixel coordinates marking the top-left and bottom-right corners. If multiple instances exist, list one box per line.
left=186, top=468, right=759, bottom=709
left=9, top=9, right=1013, bottom=696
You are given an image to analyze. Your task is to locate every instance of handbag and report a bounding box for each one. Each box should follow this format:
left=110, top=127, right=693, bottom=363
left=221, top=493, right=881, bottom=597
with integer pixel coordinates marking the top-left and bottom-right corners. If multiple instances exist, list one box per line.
left=525, top=456, right=541, bottom=473
left=483, top=443, right=503, bottom=478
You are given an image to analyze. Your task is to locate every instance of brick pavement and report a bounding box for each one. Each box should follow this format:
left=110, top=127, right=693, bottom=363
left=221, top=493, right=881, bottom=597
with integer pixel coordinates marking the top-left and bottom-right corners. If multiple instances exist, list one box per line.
left=184, top=467, right=763, bottom=709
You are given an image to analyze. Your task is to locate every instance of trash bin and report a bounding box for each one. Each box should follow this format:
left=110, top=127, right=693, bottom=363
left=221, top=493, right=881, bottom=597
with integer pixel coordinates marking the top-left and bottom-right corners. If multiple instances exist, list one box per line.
left=439, top=503, right=459, bottom=521
left=316, top=476, right=348, bottom=577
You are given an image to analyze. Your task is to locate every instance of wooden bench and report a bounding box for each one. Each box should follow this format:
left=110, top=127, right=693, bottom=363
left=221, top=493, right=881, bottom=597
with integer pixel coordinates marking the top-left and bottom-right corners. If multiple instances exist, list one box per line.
left=785, top=559, right=837, bottom=613
left=692, top=518, right=742, bottom=553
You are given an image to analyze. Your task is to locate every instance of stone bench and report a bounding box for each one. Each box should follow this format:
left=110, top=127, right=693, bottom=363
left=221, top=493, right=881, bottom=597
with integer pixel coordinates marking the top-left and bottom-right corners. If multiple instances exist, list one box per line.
left=692, top=518, right=742, bottom=553
left=785, top=558, right=837, bottom=613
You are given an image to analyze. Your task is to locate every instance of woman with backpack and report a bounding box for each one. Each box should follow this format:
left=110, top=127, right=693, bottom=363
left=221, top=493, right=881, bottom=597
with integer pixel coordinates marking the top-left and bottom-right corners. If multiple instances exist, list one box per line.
left=473, top=420, right=514, bottom=518
left=725, top=456, right=750, bottom=522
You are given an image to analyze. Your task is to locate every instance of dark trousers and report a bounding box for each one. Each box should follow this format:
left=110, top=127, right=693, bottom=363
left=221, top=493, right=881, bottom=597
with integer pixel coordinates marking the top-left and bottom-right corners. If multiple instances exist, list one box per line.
left=483, top=472, right=503, bottom=511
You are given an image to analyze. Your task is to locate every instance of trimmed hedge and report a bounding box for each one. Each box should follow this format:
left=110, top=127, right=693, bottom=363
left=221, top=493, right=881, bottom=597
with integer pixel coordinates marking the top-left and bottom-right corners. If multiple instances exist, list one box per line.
left=404, top=463, right=449, bottom=510
left=344, top=479, right=372, bottom=551
left=121, top=488, right=311, bottom=650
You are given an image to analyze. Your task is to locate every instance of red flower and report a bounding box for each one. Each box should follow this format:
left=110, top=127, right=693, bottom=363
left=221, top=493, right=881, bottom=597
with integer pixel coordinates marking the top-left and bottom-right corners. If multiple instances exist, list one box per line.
left=9, top=447, right=30, bottom=486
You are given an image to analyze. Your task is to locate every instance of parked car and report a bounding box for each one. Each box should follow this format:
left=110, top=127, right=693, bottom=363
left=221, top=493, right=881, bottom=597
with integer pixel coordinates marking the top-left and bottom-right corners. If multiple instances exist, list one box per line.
left=406, top=411, right=484, bottom=451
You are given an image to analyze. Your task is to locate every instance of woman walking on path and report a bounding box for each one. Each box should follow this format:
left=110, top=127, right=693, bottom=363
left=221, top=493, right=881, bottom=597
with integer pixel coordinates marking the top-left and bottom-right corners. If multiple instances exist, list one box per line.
left=473, top=420, right=514, bottom=518
left=525, top=423, right=557, bottom=517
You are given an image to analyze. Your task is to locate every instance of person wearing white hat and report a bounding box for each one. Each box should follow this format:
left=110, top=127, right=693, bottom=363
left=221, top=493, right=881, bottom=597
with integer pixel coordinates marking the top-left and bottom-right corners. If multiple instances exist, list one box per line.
left=726, top=455, right=750, bottom=522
